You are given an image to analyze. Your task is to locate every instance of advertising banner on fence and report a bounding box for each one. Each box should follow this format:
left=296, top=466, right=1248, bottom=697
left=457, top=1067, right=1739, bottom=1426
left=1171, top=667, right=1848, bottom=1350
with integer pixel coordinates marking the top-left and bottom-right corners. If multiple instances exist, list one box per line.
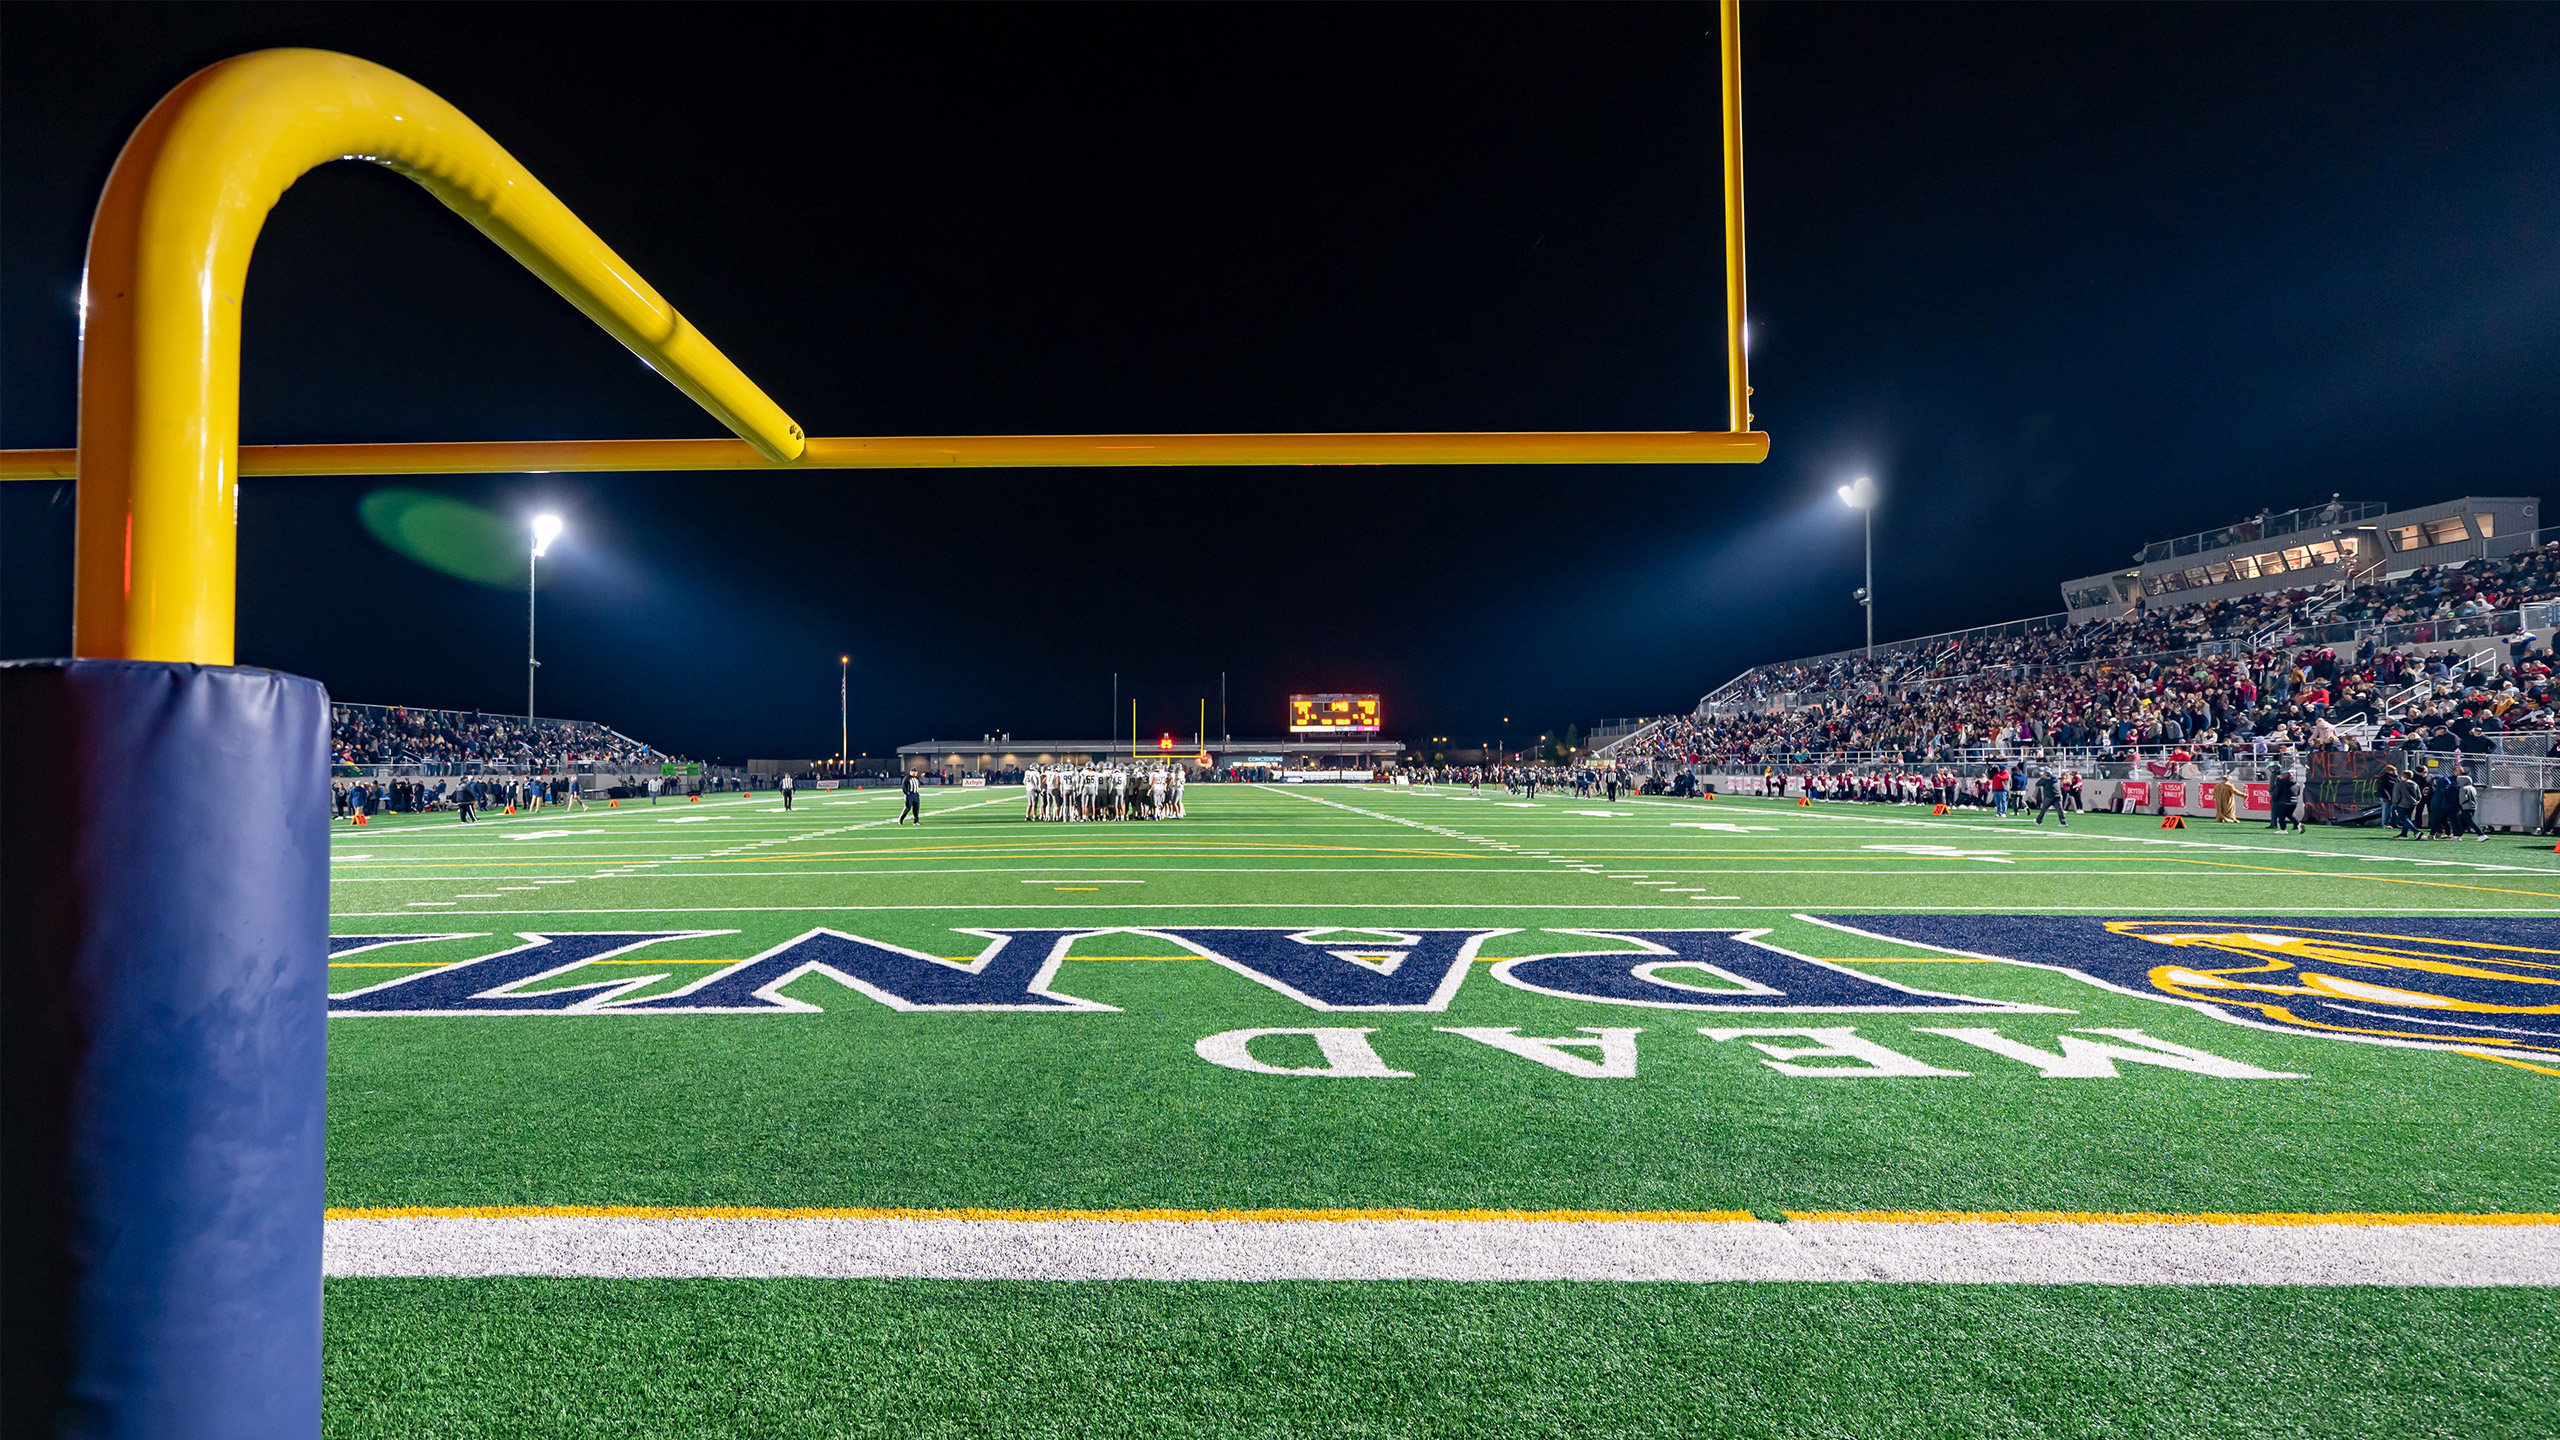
left=2120, top=780, right=2150, bottom=808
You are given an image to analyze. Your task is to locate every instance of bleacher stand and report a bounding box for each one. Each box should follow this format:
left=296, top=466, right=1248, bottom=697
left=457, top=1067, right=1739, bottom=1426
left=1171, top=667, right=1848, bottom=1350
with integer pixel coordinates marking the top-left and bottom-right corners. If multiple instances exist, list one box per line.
left=331, top=703, right=669, bottom=773
left=1611, top=541, right=2560, bottom=775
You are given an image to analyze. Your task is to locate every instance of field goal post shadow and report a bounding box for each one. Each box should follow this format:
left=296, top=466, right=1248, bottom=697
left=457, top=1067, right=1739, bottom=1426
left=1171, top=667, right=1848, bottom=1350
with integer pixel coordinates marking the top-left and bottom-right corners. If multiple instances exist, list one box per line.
left=4, top=8, right=1760, bottom=1438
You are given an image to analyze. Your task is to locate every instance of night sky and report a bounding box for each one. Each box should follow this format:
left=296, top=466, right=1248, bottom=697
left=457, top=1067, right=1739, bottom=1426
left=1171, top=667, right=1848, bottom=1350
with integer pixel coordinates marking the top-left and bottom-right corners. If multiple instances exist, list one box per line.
left=6, top=4, right=2558, bottom=760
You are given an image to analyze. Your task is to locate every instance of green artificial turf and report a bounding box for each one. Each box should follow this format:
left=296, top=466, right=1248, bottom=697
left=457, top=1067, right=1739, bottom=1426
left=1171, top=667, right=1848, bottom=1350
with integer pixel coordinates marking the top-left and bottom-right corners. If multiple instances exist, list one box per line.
left=319, top=783, right=2560, bottom=1434
left=323, top=1278, right=2560, bottom=1440
left=325, top=784, right=2560, bottom=1214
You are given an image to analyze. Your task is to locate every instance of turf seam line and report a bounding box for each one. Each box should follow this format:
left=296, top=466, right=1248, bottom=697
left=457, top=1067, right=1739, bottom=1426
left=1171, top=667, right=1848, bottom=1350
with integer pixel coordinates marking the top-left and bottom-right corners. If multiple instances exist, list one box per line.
left=321, top=1205, right=2560, bottom=1226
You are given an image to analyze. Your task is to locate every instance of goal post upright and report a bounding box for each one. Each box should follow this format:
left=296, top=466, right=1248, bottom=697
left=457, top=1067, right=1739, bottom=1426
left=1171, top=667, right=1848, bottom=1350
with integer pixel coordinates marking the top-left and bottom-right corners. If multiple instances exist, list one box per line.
left=1721, top=0, right=1752, bottom=434
left=69, top=47, right=803, bottom=666
left=8, top=48, right=802, bottom=1440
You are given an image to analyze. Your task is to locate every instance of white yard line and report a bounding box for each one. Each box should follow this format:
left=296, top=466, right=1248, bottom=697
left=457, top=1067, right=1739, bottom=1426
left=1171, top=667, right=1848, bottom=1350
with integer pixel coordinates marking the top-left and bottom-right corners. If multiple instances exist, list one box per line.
left=325, top=1214, right=2560, bottom=1285
left=1258, top=784, right=1738, bottom=906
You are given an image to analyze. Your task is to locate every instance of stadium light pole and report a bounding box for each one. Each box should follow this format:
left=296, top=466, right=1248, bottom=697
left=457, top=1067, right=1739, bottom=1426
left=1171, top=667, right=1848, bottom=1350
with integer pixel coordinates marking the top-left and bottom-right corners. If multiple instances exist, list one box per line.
left=1837, top=477, right=1876, bottom=658
left=527, top=514, right=562, bottom=719
left=840, top=656, right=849, bottom=774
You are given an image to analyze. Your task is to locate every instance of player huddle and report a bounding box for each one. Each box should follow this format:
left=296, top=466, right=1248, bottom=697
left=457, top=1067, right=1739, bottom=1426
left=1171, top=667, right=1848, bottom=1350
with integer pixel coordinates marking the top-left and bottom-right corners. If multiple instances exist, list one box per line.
left=1024, top=763, right=1187, bottom=822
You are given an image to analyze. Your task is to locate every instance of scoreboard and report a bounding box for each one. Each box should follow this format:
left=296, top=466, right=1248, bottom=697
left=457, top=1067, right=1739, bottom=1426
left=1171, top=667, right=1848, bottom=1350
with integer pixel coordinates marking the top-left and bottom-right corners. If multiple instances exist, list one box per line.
left=1289, top=694, right=1381, bottom=735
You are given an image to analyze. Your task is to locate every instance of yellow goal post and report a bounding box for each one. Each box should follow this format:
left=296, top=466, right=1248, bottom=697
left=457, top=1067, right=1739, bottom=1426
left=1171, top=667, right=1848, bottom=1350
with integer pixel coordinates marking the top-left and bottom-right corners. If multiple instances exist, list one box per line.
left=17, top=1, right=1756, bottom=665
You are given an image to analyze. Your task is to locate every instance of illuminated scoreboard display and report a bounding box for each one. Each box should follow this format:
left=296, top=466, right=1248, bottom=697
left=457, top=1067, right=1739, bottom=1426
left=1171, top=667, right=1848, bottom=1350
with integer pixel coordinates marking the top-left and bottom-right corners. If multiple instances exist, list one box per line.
left=1289, top=694, right=1381, bottom=735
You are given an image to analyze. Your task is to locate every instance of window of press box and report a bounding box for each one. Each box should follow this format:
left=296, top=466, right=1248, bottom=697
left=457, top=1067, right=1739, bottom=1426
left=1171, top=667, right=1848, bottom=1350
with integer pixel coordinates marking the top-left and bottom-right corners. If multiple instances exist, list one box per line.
left=2307, top=541, right=2338, bottom=566
left=2232, top=555, right=2261, bottom=579
left=2185, top=567, right=2212, bottom=588
left=2425, top=516, right=2472, bottom=547
left=2282, top=547, right=2311, bottom=570
left=2162, top=571, right=2188, bottom=591
left=2207, top=562, right=2233, bottom=584
left=2257, top=551, right=2287, bottom=574
left=2145, top=575, right=2167, bottom=596
left=2389, top=524, right=2424, bottom=551
left=2476, top=513, right=2494, bottom=537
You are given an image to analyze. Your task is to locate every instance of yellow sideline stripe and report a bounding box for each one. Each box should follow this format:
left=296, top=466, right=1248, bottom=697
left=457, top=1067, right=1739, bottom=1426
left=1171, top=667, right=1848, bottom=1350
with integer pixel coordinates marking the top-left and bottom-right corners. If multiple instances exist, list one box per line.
left=325, top=1205, right=1758, bottom=1223
left=1782, top=1210, right=2560, bottom=1227
left=2454, top=1048, right=2560, bottom=1077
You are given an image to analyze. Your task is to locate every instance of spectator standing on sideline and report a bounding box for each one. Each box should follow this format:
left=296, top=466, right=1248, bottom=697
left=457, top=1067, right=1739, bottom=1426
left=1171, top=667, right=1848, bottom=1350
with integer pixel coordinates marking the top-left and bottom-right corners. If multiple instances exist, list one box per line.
left=2454, top=771, right=2486, bottom=842
left=2268, top=768, right=2301, bottom=833
left=2389, top=766, right=2423, bottom=839
left=2032, top=769, right=2068, bottom=826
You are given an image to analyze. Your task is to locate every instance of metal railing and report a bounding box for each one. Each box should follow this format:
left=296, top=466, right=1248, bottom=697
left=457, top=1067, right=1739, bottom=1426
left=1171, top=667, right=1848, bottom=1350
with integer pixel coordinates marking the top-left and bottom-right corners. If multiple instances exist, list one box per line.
left=1624, top=745, right=2506, bottom=783
left=1593, top=718, right=1665, bottom=757
left=2140, top=500, right=2388, bottom=564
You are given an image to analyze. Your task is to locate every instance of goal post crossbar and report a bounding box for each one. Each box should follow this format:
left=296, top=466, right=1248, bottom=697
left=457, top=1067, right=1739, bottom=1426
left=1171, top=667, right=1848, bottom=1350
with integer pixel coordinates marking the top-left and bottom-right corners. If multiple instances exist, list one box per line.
left=4, top=430, right=1766, bottom=481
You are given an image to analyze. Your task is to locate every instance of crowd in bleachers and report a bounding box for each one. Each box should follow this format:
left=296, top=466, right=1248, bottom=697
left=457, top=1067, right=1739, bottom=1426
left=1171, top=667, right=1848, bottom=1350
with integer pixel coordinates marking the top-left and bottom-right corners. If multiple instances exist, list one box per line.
left=1387, top=762, right=1697, bottom=797
left=331, top=703, right=669, bottom=771
left=2334, top=544, right=2560, bottom=627
left=1614, top=542, right=2560, bottom=771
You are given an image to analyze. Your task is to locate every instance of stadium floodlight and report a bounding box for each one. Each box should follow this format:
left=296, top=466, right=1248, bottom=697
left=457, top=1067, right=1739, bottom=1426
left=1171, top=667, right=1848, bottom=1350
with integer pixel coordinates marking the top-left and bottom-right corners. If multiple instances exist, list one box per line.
left=527, top=514, right=564, bottom=719
left=1838, top=477, right=1877, bottom=657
